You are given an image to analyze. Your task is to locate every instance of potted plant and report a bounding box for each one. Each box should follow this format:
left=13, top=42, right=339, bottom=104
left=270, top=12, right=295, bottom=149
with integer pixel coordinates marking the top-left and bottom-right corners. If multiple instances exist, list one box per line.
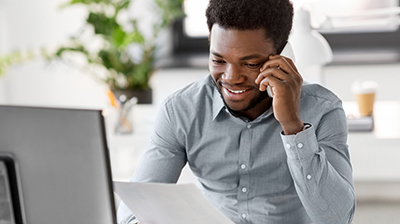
left=49, top=0, right=184, bottom=104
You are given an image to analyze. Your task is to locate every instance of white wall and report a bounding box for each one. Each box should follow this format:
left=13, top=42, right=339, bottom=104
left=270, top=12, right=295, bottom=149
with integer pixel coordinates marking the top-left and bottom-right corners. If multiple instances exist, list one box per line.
left=0, top=0, right=112, bottom=108
left=323, top=63, right=400, bottom=102
left=0, top=1, right=7, bottom=54
left=0, top=0, right=163, bottom=109
left=2, top=0, right=86, bottom=52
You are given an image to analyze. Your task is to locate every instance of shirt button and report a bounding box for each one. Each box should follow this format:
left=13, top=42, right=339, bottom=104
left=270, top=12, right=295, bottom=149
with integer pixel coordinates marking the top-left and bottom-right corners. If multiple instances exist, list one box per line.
left=241, top=213, right=247, bottom=219
left=247, top=124, right=252, bottom=129
left=307, top=174, right=312, bottom=180
left=242, top=187, right=248, bottom=193
left=240, top=164, right=246, bottom=169
left=285, top=143, right=291, bottom=149
left=297, top=143, right=304, bottom=148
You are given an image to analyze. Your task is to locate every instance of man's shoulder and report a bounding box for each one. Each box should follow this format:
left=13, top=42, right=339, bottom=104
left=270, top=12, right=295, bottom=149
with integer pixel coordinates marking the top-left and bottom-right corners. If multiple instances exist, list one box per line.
left=163, top=75, right=215, bottom=108
left=301, top=83, right=342, bottom=106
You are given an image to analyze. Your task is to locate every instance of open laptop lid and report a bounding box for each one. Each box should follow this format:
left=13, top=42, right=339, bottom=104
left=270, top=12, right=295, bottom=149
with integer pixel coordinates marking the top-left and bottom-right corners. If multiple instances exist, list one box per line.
left=0, top=105, right=116, bottom=224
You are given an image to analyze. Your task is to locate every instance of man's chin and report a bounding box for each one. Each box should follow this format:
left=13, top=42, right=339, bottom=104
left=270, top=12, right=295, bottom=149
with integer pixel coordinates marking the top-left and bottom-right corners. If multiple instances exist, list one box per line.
left=225, top=104, right=248, bottom=114
left=224, top=91, right=270, bottom=114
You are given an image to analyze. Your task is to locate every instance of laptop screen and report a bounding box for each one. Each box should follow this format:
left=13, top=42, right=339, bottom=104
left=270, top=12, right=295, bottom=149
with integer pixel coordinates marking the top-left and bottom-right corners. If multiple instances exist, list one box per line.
left=0, top=105, right=116, bottom=224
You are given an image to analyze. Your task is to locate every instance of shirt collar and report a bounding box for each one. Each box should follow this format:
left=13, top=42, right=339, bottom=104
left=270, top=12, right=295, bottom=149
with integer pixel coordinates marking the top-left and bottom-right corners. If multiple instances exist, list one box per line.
left=212, top=87, right=226, bottom=120
left=212, top=86, right=274, bottom=122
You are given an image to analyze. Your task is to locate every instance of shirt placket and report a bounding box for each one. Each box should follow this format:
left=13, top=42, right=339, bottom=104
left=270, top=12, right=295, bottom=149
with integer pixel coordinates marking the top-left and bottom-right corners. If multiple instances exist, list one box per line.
left=237, top=122, right=253, bottom=223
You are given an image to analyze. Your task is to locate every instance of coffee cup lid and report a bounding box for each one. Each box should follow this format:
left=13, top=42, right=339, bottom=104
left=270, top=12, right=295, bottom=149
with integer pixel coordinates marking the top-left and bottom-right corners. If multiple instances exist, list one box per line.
left=352, top=80, right=378, bottom=94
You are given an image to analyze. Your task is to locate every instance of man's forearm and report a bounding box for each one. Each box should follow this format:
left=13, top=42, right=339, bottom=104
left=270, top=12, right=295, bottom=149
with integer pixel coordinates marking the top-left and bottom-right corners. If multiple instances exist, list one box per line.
left=282, top=125, right=355, bottom=223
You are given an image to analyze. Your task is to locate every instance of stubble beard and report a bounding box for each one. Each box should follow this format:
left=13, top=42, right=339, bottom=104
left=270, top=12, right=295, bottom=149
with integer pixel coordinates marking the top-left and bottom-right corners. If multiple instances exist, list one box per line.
left=219, top=88, right=270, bottom=115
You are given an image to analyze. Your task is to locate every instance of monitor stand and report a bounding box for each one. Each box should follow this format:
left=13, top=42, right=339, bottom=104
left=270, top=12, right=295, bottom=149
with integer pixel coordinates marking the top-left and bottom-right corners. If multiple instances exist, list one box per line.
left=0, top=154, right=24, bottom=223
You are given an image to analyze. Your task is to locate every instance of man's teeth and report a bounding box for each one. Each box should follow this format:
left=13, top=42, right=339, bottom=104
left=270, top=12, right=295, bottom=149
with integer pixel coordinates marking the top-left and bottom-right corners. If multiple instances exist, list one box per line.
left=228, top=89, right=246, bottom=94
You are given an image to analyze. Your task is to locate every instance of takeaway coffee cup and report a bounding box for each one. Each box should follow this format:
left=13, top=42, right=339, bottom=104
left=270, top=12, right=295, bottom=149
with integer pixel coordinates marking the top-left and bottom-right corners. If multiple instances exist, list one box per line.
left=351, top=80, right=378, bottom=116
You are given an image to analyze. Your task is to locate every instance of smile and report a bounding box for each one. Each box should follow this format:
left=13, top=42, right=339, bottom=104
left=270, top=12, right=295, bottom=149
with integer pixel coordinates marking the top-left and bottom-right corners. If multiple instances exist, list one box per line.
left=226, top=88, right=248, bottom=94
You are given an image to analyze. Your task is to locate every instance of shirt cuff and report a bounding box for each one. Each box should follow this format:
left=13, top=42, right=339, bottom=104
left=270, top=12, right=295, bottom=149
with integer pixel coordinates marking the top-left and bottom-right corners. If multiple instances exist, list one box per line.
left=280, top=123, right=319, bottom=160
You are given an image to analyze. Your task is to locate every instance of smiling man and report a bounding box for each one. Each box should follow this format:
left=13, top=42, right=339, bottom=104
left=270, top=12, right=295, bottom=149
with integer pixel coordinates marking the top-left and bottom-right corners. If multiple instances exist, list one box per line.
left=118, top=0, right=355, bottom=223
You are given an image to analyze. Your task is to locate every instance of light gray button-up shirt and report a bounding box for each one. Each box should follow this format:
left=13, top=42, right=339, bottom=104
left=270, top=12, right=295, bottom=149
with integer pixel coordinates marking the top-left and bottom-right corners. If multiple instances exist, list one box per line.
left=118, top=75, right=355, bottom=224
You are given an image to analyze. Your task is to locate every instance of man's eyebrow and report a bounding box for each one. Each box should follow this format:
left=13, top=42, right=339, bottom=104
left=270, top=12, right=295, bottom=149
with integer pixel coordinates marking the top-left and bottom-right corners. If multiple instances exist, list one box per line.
left=239, top=54, right=264, bottom=61
left=210, top=51, right=266, bottom=60
left=210, top=51, right=223, bottom=58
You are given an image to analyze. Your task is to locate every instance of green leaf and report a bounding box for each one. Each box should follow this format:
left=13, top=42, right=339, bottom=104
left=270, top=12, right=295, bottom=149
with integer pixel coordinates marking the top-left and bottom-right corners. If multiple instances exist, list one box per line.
left=124, top=30, right=145, bottom=45
left=112, top=26, right=127, bottom=48
left=98, top=49, right=125, bottom=72
left=0, top=51, right=35, bottom=76
left=115, top=0, right=131, bottom=12
left=87, top=12, right=118, bottom=36
left=55, top=45, right=88, bottom=57
left=59, top=0, right=102, bottom=8
left=125, top=58, right=154, bottom=89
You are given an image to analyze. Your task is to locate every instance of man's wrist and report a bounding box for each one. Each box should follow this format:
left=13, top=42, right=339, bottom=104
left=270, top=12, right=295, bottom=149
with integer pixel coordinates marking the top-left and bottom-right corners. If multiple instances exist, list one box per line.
left=281, top=120, right=304, bottom=135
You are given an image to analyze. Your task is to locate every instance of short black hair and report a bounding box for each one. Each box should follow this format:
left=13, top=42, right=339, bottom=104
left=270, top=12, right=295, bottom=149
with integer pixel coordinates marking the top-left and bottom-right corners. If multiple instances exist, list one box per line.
left=206, top=0, right=294, bottom=53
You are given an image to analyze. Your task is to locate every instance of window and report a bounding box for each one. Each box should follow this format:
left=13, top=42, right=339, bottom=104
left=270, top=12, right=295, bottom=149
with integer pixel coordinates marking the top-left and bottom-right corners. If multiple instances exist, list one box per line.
left=183, top=0, right=208, bottom=37
left=182, top=0, right=399, bottom=37
left=304, top=0, right=399, bottom=33
left=167, top=0, right=400, bottom=66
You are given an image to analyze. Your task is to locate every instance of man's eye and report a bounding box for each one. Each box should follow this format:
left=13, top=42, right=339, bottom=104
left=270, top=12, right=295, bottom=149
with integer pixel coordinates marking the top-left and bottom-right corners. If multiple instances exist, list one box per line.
left=245, top=63, right=260, bottom=68
left=212, top=59, right=225, bottom=64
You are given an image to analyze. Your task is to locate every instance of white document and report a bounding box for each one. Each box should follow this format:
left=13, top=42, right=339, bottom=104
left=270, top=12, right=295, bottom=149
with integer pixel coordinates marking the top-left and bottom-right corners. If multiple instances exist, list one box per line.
left=114, top=181, right=235, bottom=224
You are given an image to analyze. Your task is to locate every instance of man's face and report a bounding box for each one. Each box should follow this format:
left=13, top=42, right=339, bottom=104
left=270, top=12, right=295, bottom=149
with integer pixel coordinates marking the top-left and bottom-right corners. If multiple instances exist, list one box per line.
left=209, top=24, right=276, bottom=119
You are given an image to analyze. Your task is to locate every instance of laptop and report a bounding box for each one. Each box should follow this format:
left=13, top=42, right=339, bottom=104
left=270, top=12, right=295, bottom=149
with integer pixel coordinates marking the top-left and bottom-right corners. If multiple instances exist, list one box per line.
left=0, top=105, right=117, bottom=224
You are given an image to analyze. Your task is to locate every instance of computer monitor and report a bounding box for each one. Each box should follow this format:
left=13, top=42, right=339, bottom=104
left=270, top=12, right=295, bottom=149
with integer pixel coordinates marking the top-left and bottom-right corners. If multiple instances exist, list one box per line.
left=0, top=105, right=116, bottom=224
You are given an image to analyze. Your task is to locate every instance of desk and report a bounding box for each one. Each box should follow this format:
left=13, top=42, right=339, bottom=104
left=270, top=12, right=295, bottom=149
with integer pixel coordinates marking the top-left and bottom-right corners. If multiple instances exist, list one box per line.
left=108, top=100, right=400, bottom=203
left=107, top=105, right=156, bottom=181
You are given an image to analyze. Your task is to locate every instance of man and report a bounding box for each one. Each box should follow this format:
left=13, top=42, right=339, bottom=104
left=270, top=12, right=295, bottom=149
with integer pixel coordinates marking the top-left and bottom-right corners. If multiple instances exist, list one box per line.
left=118, top=0, right=355, bottom=223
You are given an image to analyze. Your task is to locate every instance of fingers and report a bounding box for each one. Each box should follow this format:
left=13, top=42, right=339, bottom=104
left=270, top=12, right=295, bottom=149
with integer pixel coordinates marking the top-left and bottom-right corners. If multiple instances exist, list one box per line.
left=258, top=72, right=295, bottom=98
left=256, top=55, right=301, bottom=81
left=271, top=54, right=299, bottom=73
left=257, top=73, right=281, bottom=92
left=256, top=65, right=283, bottom=85
left=259, top=55, right=299, bottom=76
left=255, top=55, right=302, bottom=93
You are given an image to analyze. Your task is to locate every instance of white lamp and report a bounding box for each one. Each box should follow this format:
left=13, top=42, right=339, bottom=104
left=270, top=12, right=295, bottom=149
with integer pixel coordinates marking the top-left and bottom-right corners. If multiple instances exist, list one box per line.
left=289, top=8, right=333, bottom=84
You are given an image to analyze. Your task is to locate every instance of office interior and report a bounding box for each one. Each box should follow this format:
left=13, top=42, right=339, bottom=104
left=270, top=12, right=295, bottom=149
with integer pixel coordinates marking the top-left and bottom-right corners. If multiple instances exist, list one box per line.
left=1, top=0, right=400, bottom=223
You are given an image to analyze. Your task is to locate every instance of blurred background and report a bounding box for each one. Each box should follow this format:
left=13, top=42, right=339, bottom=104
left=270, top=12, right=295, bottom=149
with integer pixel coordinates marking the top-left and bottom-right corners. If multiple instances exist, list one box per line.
left=1, top=0, right=400, bottom=223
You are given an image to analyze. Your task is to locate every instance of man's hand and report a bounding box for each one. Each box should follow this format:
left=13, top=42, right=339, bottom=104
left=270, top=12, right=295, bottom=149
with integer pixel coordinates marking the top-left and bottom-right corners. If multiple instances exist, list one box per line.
left=255, top=55, right=304, bottom=135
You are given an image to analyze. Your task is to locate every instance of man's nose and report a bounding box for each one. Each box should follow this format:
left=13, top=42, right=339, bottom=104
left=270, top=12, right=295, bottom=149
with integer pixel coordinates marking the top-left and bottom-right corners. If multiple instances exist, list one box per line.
left=222, top=64, right=245, bottom=84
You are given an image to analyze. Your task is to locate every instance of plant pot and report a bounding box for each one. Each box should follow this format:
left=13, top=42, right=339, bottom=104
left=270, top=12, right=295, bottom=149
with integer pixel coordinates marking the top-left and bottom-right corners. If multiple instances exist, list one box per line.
left=112, top=88, right=153, bottom=104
